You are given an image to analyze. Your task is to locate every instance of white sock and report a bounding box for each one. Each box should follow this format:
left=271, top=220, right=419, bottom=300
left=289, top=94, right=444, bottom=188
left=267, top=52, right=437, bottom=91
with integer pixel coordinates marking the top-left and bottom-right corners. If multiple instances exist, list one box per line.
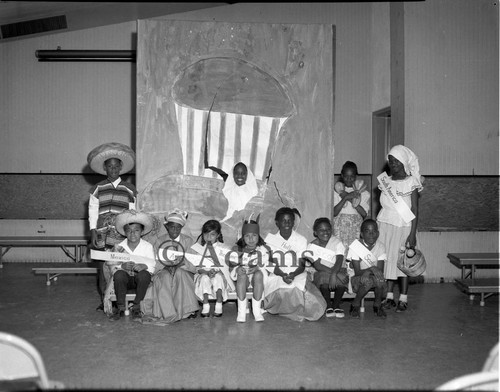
left=399, top=294, right=408, bottom=303
left=202, top=303, right=210, bottom=314
left=215, top=302, right=223, bottom=314
left=386, top=292, right=394, bottom=300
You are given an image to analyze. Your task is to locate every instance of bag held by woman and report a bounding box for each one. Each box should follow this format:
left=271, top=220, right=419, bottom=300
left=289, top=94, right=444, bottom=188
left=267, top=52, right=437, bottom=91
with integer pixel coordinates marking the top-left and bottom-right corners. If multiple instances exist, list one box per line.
left=397, top=246, right=426, bottom=277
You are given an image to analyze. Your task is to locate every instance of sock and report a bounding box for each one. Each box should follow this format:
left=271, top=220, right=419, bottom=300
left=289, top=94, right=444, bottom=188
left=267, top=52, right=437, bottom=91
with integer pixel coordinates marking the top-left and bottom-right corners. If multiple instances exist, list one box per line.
left=399, top=294, right=408, bottom=303
left=202, top=303, right=210, bottom=314
left=215, top=302, right=223, bottom=314
left=386, top=292, right=394, bottom=300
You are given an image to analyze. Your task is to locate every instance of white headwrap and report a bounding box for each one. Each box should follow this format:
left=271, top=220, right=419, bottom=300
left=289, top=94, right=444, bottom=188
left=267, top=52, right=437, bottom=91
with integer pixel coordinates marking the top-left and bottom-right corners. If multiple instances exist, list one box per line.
left=221, top=163, right=259, bottom=221
left=387, top=145, right=424, bottom=190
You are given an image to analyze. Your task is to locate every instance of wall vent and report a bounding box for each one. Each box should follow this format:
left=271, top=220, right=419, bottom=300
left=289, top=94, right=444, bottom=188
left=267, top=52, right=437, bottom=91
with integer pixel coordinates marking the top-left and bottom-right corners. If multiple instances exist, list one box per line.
left=1, top=15, right=67, bottom=39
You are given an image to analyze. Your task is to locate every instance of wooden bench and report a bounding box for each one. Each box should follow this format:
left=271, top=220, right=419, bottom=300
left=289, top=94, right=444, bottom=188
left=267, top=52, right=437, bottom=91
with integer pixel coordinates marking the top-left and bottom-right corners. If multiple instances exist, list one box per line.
left=454, top=278, right=500, bottom=306
left=109, top=291, right=376, bottom=317
left=0, top=236, right=88, bottom=268
left=448, top=253, right=500, bottom=305
left=32, top=267, right=97, bottom=286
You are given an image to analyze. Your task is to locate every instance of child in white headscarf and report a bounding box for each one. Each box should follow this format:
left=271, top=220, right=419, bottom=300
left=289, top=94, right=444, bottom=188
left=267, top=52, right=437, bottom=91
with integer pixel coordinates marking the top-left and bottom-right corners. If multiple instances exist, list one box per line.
left=376, top=145, right=424, bottom=312
left=221, top=162, right=259, bottom=222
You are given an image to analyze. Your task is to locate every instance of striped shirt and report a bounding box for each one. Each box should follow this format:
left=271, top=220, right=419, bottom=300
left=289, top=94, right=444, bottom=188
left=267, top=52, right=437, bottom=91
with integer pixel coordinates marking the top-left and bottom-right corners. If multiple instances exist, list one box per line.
left=88, top=177, right=137, bottom=230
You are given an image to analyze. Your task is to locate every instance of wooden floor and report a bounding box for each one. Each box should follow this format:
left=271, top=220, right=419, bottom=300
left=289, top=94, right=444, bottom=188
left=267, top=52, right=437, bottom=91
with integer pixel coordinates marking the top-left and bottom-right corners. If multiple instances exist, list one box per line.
left=0, top=262, right=498, bottom=391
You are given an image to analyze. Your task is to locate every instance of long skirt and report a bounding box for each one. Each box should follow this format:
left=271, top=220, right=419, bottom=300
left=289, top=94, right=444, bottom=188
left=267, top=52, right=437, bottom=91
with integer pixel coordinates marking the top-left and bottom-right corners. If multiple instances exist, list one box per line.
left=377, top=221, right=412, bottom=280
left=142, top=267, right=200, bottom=323
left=264, top=275, right=326, bottom=322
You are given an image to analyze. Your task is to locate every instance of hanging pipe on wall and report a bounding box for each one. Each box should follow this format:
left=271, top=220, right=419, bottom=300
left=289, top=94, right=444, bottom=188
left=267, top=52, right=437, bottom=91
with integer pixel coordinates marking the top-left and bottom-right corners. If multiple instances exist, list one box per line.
left=35, top=50, right=136, bottom=62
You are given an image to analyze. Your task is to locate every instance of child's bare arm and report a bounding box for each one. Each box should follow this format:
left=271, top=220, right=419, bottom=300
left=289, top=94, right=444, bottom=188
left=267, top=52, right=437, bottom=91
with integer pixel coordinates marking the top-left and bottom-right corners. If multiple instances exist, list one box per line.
left=407, top=189, right=419, bottom=247
left=351, top=259, right=363, bottom=276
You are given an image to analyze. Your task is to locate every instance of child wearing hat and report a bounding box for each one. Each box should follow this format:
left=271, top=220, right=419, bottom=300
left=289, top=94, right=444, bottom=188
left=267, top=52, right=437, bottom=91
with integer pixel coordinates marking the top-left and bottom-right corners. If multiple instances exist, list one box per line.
left=87, top=142, right=137, bottom=311
left=229, top=217, right=270, bottom=322
left=146, top=209, right=200, bottom=323
left=108, top=210, right=156, bottom=321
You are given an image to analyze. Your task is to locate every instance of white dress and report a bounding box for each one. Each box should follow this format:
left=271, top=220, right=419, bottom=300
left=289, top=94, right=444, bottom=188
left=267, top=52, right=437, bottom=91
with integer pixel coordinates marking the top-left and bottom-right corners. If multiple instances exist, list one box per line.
left=376, top=176, right=421, bottom=279
left=263, top=231, right=326, bottom=321
left=192, top=242, right=230, bottom=301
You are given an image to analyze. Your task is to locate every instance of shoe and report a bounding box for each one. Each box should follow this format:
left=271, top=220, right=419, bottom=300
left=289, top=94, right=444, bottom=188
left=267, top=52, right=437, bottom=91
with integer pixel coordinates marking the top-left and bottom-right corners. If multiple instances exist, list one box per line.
left=325, top=308, right=335, bottom=318
left=201, top=303, right=210, bottom=318
left=187, top=312, right=197, bottom=319
left=373, top=306, right=387, bottom=318
left=132, top=307, right=142, bottom=321
left=214, top=302, right=223, bottom=318
left=350, top=305, right=360, bottom=318
left=96, top=303, right=104, bottom=312
left=333, top=308, right=345, bottom=318
left=382, top=299, right=397, bottom=310
left=109, top=309, right=124, bottom=322
left=237, top=299, right=247, bottom=323
left=396, top=301, right=407, bottom=312
left=252, top=298, right=264, bottom=322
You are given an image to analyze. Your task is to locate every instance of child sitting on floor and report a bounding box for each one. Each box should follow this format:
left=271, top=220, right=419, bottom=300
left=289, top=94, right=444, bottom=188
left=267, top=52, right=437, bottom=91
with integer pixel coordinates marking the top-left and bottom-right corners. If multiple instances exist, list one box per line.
left=346, top=219, right=388, bottom=319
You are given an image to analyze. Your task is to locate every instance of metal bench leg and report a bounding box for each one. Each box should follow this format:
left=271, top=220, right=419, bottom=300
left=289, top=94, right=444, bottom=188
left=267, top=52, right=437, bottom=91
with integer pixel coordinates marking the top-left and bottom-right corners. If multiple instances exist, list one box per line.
left=45, top=273, right=61, bottom=286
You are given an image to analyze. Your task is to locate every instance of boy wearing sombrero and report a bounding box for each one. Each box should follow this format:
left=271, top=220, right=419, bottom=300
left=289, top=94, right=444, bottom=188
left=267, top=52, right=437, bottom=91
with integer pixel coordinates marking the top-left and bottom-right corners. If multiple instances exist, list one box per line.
left=87, top=142, right=137, bottom=311
left=109, top=210, right=156, bottom=321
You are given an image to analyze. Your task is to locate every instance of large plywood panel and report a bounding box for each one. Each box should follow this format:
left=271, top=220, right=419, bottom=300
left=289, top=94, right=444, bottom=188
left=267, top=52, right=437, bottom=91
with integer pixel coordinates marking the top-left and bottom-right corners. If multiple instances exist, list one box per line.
left=137, top=20, right=333, bottom=244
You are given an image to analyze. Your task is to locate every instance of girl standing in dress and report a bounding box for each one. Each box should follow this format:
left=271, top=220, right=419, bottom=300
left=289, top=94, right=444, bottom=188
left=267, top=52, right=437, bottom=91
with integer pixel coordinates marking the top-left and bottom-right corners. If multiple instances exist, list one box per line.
left=192, top=220, right=229, bottom=317
left=376, top=145, right=423, bottom=312
left=333, top=161, right=370, bottom=253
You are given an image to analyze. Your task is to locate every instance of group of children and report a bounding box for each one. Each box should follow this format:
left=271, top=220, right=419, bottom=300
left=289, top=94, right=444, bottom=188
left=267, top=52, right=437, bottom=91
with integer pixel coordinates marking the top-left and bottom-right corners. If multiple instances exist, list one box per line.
left=87, top=142, right=424, bottom=323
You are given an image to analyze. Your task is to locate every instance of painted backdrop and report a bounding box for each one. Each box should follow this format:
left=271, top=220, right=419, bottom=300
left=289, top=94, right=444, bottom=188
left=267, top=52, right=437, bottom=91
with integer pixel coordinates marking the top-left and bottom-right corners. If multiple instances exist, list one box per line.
left=136, top=20, right=333, bottom=244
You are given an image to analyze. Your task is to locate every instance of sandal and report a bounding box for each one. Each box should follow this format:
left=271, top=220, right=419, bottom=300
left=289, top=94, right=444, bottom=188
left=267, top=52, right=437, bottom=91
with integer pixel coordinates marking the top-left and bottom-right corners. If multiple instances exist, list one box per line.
left=325, top=308, right=335, bottom=318
left=333, top=308, right=345, bottom=318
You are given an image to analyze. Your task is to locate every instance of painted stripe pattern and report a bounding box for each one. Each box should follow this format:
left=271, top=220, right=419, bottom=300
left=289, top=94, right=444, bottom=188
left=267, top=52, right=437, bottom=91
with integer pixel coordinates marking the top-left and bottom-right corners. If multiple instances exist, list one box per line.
left=175, top=103, right=287, bottom=180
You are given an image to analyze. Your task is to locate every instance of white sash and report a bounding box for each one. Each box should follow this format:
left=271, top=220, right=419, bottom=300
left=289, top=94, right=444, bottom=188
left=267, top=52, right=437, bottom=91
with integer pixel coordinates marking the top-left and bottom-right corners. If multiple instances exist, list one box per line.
left=264, top=232, right=305, bottom=253
left=306, top=243, right=336, bottom=268
left=348, top=240, right=378, bottom=269
left=264, top=233, right=304, bottom=274
left=91, top=250, right=155, bottom=266
left=377, top=172, right=415, bottom=223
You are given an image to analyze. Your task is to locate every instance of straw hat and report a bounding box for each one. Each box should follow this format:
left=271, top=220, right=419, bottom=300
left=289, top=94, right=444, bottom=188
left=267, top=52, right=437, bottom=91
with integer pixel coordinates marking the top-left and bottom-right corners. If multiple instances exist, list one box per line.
left=87, top=142, right=135, bottom=175
left=115, top=210, right=153, bottom=236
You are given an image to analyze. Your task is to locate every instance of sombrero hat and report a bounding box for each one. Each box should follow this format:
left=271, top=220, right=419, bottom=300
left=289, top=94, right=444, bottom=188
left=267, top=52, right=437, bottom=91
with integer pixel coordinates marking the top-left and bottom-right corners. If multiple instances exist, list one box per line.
left=87, top=142, right=135, bottom=175
left=115, top=210, right=153, bottom=236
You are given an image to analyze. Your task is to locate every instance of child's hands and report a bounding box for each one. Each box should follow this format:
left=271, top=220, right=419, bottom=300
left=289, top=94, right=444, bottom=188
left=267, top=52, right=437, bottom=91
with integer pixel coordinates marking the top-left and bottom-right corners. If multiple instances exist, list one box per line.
left=133, top=263, right=148, bottom=272
left=406, top=235, right=417, bottom=249
left=328, top=275, right=338, bottom=290
left=282, top=274, right=293, bottom=284
left=208, top=269, right=218, bottom=279
left=371, top=267, right=385, bottom=283
left=236, top=266, right=248, bottom=277
left=360, top=271, right=372, bottom=286
left=121, top=262, right=135, bottom=272
left=336, top=270, right=349, bottom=286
